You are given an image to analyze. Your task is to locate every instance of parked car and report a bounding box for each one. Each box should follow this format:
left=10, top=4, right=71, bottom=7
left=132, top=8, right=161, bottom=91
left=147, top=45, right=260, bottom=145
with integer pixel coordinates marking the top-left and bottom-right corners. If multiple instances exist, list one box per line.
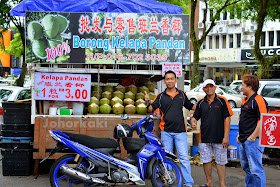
left=184, top=80, right=191, bottom=92
left=0, top=86, right=31, bottom=124
left=258, top=80, right=280, bottom=107
left=186, top=85, right=243, bottom=108
left=229, top=80, right=242, bottom=90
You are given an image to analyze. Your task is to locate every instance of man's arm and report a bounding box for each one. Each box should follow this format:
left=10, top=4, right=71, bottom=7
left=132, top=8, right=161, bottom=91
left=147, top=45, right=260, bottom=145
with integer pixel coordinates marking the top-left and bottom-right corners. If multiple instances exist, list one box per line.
left=222, top=116, right=231, bottom=147
left=191, top=117, right=197, bottom=130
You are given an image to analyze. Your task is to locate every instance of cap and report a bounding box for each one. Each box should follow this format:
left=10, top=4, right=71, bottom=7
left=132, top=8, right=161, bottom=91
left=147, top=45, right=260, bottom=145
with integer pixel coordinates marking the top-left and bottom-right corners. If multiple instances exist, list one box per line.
left=203, top=79, right=216, bottom=88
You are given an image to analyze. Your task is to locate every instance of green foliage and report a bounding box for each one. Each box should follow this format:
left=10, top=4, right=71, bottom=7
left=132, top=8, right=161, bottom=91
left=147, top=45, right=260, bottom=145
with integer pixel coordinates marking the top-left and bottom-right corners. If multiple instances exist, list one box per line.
left=4, top=33, right=24, bottom=58
left=155, top=0, right=191, bottom=14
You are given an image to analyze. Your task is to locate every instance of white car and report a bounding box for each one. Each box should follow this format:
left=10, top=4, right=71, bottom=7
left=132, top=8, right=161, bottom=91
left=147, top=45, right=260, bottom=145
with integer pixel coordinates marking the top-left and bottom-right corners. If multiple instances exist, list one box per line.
left=258, top=80, right=280, bottom=107
left=229, top=80, right=242, bottom=90
left=186, top=85, right=243, bottom=108
left=184, top=80, right=191, bottom=92
left=0, top=86, right=31, bottom=124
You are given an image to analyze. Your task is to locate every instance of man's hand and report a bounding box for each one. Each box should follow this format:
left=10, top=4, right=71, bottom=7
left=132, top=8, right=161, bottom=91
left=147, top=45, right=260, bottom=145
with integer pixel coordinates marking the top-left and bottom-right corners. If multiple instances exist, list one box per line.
left=144, top=91, right=150, bottom=104
left=191, top=117, right=197, bottom=130
left=222, top=137, right=229, bottom=148
left=236, top=135, right=240, bottom=144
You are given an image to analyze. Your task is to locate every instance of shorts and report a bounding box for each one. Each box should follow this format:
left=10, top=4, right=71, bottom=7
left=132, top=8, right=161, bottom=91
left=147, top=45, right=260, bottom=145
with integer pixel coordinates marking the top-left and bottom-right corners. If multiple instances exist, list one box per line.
left=199, top=143, right=228, bottom=165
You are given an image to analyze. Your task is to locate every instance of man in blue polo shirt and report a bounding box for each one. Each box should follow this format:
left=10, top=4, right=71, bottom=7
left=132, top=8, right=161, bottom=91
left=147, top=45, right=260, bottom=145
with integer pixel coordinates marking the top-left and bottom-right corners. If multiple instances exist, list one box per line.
left=145, top=70, right=195, bottom=187
left=191, top=79, right=233, bottom=187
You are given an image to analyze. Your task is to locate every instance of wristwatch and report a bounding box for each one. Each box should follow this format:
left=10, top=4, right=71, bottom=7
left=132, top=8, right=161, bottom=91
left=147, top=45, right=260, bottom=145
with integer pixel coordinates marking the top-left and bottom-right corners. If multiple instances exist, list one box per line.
left=146, top=100, right=151, bottom=109
left=249, top=136, right=256, bottom=141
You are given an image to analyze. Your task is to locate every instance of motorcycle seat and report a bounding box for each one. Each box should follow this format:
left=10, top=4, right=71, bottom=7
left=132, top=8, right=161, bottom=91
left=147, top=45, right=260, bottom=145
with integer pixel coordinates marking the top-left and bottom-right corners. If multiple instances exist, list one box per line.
left=62, top=132, right=119, bottom=150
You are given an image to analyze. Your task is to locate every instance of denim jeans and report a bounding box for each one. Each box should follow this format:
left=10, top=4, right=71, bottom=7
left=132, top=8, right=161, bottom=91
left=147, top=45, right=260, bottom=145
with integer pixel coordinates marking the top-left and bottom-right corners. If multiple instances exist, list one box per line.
left=161, top=131, right=194, bottom=187
left=240, top=138, right=265, bottom=187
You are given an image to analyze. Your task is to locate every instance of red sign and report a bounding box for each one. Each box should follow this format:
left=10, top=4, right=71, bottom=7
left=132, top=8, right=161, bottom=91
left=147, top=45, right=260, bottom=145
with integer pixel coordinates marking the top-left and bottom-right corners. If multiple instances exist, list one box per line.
left=260, top=114, right=280, bottom=148
left=34, top=72, right=91, bottom=102
left=162, top=62, right=182, bottom=77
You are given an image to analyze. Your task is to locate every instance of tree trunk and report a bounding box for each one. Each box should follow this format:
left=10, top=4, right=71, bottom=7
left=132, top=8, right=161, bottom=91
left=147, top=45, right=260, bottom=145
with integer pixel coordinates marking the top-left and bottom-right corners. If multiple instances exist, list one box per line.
left=192, top=44, right=200, bottom=88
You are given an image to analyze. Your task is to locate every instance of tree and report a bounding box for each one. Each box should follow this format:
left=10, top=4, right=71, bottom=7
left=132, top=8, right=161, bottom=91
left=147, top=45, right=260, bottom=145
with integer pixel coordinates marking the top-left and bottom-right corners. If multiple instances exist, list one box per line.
left=241, top=0, right=280, bottom=78
left=190, top=0, right=241, bottom=88
left=0, top=0, right=26, bottom=86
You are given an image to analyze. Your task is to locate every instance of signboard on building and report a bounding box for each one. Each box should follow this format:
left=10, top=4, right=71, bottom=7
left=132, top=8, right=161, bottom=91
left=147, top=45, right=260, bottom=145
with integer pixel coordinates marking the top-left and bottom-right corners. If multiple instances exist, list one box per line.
left=190, top=49, right=238, bottom=63
left=260, top=113, right=280, bottom=148
left=162, top=62, right=182, bottom=77
left=34, top=72, right=91, bottom=102
left=241, top=48, right=280, bottom=61
left=25, top=12, right=189, bottom=65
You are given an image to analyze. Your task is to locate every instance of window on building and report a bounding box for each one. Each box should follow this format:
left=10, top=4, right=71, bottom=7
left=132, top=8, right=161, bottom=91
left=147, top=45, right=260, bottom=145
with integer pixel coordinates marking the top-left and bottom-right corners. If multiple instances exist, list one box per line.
left=261, top=32, right=266, bottom=47
left=229, top=34, right=233, bottom=48
left=209, top=36, right=212, bottom=49
left=210, top=9, right=213, bottom=21
left=277, top=31, right=280, bottom=46
left=203, top=40, right=206, bottom=49
left=222, top=35, right=226, bottom=48
left=216, top=35, right=219, bottom=49
left=237, top=34, right=241, bottom=48
left=269, top=31, right=274, bottom=46
left=223, top=11, right=227, bottom=20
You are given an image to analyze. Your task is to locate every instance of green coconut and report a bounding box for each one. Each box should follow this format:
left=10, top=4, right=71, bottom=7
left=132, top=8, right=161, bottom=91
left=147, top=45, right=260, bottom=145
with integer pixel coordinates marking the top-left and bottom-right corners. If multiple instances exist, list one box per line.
left=47, top=34, right=62, bottom=48
left=56, top=14, right=68, bottom=33
left=88, top=96, right=99, bottom=105
left=136, top=92, right=145, bottom=100
left=91, top=91, right=101, bottom=99
left=100, top=104, right=111, bottom=114
left=112, top=90, right=124, bottom=100
left=32, top=39, right=48, bottom=59
left=135, top=99, right=145, bottom=106
left=103, top=85, right=114, bottom=93
left=102, top=91, right=112, bottom=100
left=114, top=84, right=126, bottom=93
left=93, top=86, right=102, bottom=94
left=149, top=92, right=156, bottom=100
left=99, top=98, right=110, bottom=105
left=145, top=81, right=155, bottom=92
left=27, top=21, right=44, bottom=41
left=124, top=91, right=135, bottom=100
left=125, top=104, right=136, bottom=114
left=136, top=103, right=147, bottom=115
left=127, top=84, right=137, bottom=95
left=138, top=86, right=149, bottom=94
left=123, top=98, right=134, bottom=106
left=111, top=96, right=123, bottom=106
left=112, top=103, right=124, bottom=115
left=88, top=103, right=99, bottom=114
left=42, top=15, right=60, bottom=39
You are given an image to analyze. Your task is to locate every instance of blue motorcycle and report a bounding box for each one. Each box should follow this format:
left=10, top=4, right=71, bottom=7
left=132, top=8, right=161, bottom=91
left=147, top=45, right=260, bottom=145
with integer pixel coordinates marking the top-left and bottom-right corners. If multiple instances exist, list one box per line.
left=45, top=115, right=183, bottom=187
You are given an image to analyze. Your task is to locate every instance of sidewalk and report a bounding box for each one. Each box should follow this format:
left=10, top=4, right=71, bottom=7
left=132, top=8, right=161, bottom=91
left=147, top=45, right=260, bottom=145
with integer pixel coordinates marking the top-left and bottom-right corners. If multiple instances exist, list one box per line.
left=1, top=155, right=280, bottom=187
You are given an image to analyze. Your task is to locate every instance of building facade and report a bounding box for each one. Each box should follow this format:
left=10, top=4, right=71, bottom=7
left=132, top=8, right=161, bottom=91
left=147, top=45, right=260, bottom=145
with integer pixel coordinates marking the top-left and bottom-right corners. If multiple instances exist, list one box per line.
left=188, top=1, right=280, bottom=85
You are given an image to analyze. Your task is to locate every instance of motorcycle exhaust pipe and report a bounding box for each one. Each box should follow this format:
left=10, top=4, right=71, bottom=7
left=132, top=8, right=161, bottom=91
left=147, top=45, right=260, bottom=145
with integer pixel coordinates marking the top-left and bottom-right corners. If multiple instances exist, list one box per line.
left=60, top=165, right=106, bottom=184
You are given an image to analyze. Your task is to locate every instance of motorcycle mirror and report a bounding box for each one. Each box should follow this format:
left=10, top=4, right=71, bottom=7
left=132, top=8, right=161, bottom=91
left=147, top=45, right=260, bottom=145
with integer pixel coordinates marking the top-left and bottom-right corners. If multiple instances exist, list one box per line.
left=121, top=114, right=129, bottom=120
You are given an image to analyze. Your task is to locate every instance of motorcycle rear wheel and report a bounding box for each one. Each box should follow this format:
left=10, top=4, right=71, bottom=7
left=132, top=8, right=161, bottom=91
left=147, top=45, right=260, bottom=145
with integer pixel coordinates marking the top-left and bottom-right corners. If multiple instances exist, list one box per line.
left=50, top=154, right=91, bottom=187
left=151, top=158, right=183, bottom=187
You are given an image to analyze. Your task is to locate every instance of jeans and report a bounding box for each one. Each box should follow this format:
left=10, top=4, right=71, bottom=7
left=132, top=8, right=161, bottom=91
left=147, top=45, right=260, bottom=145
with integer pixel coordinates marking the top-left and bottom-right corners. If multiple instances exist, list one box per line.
left=240, top=138, right=265, bottom=187
left=161, top=131, right=194, bottom=187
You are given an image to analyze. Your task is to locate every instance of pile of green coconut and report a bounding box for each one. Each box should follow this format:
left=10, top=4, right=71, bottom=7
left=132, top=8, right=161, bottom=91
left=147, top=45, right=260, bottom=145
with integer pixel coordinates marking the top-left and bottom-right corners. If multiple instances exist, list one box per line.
left=87, top=81, right=156, bottom=115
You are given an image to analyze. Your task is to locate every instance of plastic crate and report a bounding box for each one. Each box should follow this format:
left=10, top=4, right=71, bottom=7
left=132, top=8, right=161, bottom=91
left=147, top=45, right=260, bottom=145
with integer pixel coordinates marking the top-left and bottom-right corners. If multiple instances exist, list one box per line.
left=0, top=124, right=33, bottom=131
left=0, top=130, right=33, bottom=137
left=2, top=102, right=31, bottom=124
left=0, top=137, right=33, bottom=149
left=1, top=149, right=33, bottom=176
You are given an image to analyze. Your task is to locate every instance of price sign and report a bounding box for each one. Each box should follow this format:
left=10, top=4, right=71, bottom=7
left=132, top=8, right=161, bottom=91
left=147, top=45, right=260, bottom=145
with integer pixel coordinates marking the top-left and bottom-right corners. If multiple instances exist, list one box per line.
left=162, top=62, right=182, bottom=77
left=260, top=113, right=280, bottom=148
left=34, top=72, right=91, bottom=102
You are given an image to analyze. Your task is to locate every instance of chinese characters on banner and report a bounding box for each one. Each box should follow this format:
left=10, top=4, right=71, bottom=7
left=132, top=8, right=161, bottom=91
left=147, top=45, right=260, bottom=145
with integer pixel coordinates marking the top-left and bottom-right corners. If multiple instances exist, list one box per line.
left=34, top=72, right=91, bottom=102
left=162, top=62, right=182, bottom=77
left=260, top=114, right=280, bottom=148
left=25, top=12, right=189, bottom=65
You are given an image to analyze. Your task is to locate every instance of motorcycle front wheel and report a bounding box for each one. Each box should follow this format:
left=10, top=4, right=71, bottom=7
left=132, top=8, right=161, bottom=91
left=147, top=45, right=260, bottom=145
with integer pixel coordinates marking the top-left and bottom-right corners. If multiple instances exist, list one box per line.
left=50, top=154, right=91, bottom=187
left=151, top=157, right=183, bottom=187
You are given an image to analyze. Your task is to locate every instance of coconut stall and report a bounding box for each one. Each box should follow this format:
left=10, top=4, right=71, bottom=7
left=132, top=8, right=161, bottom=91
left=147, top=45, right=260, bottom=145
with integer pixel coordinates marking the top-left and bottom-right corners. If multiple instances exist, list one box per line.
left=10, top=0, right=189, bottom=173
